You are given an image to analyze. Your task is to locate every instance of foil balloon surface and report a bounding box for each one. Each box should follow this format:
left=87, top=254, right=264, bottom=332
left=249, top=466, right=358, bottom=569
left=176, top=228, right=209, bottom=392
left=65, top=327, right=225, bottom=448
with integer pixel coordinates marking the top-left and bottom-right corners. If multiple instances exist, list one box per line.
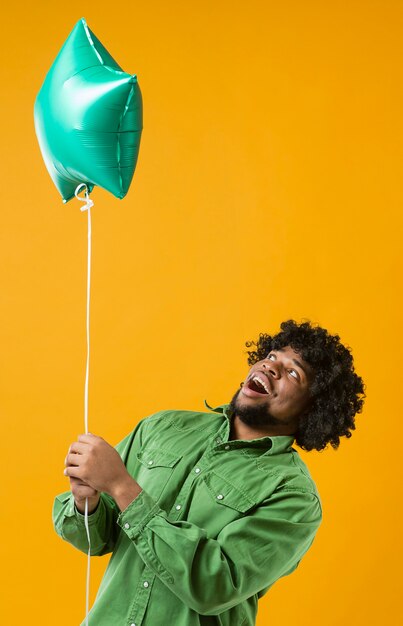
left=34, top=18, right=143, bottom=203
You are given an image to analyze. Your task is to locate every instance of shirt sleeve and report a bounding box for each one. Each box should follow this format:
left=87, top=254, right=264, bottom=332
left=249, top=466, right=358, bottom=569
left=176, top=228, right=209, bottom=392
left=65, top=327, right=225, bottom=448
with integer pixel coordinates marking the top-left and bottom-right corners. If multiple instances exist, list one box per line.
left=116, top=485, right=322, bottom=615
left=52, top=416, right=146, bottom=556
left=53, top=490, right=121, bottom=556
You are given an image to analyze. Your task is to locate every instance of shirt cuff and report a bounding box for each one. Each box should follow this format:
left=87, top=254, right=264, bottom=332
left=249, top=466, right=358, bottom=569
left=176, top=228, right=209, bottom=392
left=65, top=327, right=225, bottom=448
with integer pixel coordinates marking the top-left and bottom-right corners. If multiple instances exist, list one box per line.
left=117, top=489, right=162, bottom=540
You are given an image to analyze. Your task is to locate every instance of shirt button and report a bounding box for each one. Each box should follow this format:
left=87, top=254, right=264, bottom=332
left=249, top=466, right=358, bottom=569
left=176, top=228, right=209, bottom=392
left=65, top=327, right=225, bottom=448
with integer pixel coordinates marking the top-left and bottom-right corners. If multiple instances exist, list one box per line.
left=175, top=504, right=182, bottom=511
left=215, top=438, right=221, bottom=444
left=148, top=460, right=153, bottom=465
left=194, top=467, right=201, bottom=474
left=217, top=494, right=224, bottom=500
left=124, top=523, right=130, bottom=529
left=143, top=581, right=149, bottom=588
left=224, top=445, right=230, bottom=450
left=130, top=623, right=136, bottom=626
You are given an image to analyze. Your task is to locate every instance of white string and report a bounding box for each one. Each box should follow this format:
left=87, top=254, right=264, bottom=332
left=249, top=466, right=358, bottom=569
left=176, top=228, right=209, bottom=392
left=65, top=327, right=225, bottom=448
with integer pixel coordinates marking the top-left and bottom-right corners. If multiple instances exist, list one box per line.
left=75, top=183, right=94, bottom=626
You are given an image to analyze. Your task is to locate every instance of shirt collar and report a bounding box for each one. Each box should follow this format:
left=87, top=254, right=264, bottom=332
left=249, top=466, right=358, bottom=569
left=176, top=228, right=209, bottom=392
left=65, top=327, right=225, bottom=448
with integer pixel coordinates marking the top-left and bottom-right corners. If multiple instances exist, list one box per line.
left=204, top=400, right=295, bottom=456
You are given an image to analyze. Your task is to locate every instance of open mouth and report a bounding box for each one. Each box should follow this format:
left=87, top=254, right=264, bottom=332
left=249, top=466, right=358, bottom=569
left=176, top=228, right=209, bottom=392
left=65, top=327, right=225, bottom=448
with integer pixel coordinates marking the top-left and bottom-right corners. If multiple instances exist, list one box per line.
left=243, top=373, right=271, bottom=396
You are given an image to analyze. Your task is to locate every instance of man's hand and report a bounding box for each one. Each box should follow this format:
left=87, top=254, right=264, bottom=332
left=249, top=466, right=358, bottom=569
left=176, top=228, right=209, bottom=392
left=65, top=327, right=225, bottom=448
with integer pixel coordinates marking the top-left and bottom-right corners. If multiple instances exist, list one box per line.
left=64, top=433, right=142, bottom=512
left=68, top=477, right=100, bottom=514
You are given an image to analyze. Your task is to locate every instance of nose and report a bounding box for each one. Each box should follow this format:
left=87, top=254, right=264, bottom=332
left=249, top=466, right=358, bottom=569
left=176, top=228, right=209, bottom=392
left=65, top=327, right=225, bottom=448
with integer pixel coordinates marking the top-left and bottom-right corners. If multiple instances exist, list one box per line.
left=262, top=360, right=281, bottom=379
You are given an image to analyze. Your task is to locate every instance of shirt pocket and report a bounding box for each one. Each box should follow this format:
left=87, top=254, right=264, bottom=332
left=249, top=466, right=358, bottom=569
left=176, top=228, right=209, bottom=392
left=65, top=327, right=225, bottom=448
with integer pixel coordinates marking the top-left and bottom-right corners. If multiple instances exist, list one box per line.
left=188, top=471, right=257, bottom=536
left=204, top=471, right=256, bottom=512
left=131, top=447, right=182, bottom=502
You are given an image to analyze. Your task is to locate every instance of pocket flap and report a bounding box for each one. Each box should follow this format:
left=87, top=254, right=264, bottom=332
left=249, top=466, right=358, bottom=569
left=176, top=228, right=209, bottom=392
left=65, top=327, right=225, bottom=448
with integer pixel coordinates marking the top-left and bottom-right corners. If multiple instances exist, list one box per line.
left=204, top=471, right=256, bottom=512
left=137, top=448, right=181, bottom=469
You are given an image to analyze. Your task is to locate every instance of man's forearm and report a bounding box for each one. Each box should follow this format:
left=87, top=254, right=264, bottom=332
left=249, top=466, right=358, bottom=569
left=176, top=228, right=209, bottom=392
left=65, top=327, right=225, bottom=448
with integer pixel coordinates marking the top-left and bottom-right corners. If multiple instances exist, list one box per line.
left=75, top=476, right=142, bottom=515
left=110, top=475, right=143, bottom=512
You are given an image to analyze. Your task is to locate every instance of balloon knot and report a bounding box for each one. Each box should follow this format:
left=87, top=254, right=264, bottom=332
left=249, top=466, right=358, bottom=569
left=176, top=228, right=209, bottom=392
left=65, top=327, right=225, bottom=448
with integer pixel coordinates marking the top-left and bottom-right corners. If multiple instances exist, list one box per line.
left=75, top=183, right=94, bottom=211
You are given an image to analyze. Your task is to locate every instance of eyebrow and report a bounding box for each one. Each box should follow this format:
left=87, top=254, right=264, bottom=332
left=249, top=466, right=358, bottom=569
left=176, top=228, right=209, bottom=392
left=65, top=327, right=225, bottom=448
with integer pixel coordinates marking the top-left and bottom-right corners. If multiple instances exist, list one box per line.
left=276, top=349, right=309, bottom=376
left=292, top=358, right=308, bottom=375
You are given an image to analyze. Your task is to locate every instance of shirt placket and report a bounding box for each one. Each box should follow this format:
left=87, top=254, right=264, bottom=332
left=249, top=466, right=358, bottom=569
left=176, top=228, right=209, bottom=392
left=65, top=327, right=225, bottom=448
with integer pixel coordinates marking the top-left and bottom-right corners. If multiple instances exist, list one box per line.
left=126, top=568, right=155, bottom=626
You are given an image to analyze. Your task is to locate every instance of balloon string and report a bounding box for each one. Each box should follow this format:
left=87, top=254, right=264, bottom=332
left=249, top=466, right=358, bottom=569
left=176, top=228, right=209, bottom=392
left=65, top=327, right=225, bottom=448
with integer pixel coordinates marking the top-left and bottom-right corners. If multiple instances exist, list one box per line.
left=75, top=183, right=93, bottom=626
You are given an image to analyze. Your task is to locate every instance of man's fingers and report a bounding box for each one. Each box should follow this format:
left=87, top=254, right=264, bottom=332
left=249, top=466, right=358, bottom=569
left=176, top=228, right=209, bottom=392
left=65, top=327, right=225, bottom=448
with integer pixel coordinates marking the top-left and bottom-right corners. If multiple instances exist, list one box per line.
left=78, top=433, right=98, bottom=443
left=69, top=477, right=89, bottom=486
left=65, top=452, right=83, bottom=467
left=64, top=465, right=80, bottom=478
left=68, top=441, right=88, bottom=455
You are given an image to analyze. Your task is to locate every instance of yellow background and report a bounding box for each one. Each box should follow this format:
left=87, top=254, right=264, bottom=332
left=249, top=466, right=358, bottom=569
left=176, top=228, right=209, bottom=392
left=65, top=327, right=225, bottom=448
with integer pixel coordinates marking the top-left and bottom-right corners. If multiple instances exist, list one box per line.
left=0, top=1, right=401, bottom=624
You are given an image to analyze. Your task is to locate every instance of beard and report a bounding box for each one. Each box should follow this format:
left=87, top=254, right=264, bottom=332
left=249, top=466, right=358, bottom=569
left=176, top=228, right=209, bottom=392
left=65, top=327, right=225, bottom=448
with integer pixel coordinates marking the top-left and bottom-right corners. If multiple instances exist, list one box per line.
left=228, top=388, right=288, bottom=428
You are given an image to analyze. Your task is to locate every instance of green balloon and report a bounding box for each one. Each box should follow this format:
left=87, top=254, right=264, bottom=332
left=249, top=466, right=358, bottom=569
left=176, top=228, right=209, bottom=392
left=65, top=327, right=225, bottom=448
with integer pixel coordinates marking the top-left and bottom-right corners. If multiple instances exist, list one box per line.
left=34, top=18, right=142, bottom=203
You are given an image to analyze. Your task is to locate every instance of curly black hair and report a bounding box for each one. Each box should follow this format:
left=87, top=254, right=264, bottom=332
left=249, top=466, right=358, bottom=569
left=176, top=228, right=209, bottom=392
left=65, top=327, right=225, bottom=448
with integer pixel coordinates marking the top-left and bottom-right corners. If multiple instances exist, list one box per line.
left=245, top=320, right=365, bottom=452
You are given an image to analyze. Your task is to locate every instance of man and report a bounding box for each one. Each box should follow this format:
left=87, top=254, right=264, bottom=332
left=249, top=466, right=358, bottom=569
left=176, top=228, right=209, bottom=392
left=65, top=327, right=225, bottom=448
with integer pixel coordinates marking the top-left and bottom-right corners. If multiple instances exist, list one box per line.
left=54, top=320, right=365, bottom=625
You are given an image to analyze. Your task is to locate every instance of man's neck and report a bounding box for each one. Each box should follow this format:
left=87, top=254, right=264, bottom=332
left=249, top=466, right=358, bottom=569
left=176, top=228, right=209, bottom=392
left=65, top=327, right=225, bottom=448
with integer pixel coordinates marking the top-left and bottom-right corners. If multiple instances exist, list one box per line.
left=229, top=414, right=295, bottom=441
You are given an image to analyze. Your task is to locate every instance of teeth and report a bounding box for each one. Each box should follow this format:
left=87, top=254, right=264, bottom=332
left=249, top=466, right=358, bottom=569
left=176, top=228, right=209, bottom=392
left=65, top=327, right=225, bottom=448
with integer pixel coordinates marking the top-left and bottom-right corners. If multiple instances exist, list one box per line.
left=252, top=375, right=269, bottom=394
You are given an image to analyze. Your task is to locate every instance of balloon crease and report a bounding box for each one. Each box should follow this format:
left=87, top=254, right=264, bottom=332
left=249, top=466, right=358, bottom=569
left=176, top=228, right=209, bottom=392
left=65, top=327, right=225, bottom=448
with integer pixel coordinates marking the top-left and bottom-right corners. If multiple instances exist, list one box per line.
left=117, top=82, right=135, bottom=195
left=82, top=19, right=104, bottom=65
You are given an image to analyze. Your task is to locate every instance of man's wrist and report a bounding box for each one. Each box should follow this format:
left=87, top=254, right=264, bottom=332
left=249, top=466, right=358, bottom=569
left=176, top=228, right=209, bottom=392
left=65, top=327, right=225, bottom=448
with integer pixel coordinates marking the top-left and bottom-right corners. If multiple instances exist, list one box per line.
left=110, top=473, right=142, bottom=512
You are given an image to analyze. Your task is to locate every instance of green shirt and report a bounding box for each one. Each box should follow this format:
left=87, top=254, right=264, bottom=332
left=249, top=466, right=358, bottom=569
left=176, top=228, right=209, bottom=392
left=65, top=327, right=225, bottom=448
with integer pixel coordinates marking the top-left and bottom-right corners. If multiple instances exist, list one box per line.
left=53, top=404, right=322, bottom=626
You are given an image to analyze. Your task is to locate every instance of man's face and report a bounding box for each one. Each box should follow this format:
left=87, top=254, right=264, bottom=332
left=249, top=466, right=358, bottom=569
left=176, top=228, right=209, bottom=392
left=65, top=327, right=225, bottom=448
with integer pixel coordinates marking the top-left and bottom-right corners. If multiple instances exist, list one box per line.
left=229, top=345, right=314, bottom=431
